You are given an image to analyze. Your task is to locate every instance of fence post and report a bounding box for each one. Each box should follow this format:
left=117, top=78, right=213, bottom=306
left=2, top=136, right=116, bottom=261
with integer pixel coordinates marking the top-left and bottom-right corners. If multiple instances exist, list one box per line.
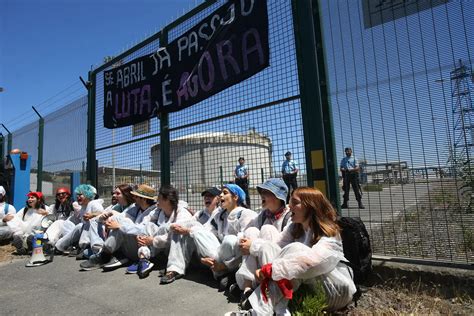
left=1, top=124, right=12, bottom=154
left=32, top=106, right=44, bottom=192
left=86, top=71, right=97, bottom=188
left=291, top=0, right=339, bottom=207
left=159, top=28, right=171, bottom=186
left=219, top=166, right=223, bottom=187
left=0, top=134, right=4, bottom=170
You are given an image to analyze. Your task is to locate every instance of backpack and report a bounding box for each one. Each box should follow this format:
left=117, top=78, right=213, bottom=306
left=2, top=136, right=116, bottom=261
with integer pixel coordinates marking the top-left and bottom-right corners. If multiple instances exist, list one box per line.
left=337, top=216, right=372, bottom=284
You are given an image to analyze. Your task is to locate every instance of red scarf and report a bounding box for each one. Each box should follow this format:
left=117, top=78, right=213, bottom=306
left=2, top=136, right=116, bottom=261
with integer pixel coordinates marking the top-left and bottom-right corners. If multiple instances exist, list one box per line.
left=265, top=206, right=285, bottom=221
left=260, top=263, right=293, bottom=303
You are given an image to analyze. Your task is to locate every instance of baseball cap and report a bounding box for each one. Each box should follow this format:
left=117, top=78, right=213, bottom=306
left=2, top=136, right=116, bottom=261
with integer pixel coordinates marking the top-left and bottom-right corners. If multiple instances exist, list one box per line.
left=0, top=186, right=5, bottom=196
left=285, top=151, right=291, bottom=156
left=201, top=187, right=222, bottom=197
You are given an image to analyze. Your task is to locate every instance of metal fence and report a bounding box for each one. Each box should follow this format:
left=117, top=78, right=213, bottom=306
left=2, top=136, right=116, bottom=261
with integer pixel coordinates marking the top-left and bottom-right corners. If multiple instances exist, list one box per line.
left=320, top=0, right=473, bottom=264
left=91, top=0, right=310, bottom=210
left=1, top=96, right=88, bottom=205
left=2, top=0, right=472, bottom=266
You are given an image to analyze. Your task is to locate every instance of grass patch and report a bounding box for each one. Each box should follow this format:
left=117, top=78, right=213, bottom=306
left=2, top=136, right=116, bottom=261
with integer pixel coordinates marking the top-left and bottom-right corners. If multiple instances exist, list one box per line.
left=289, top=282, right=328, bottom=315
left=362, top=184, right=383, bottom=192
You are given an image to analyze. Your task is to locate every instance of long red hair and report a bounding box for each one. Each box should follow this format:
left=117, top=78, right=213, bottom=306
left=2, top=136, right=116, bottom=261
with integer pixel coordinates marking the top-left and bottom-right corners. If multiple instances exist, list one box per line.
left=291, top=187, right=339, bottom=245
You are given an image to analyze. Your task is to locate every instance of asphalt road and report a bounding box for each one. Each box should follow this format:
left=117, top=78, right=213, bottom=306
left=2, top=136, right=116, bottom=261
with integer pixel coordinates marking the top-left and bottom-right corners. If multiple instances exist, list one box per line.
left=0, top=256, right=238, bottom=315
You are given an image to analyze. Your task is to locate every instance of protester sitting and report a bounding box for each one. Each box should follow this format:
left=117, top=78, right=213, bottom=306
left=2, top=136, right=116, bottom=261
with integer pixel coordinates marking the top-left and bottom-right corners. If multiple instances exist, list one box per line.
left=227, top=187, right=356, bottom=315
left=193, top=187, right=221, bottom=225
left=157, top=186, right=222, bottom=284
left=55, top=184, right=103, bottom=254
left=233, top=178, right=292, bottom=308
left=133, top=185, right=195, bottom=280
left=189, top=184, right=256, bottom=290
left=79, top=184, right=157, bottom=271
left=0, top=185, right=17, bottom=241
left=7, top=192, right=49, bottom=254
left=77, top=184, right=138, bottom=260
left=43, top=187, right=80, bottom=247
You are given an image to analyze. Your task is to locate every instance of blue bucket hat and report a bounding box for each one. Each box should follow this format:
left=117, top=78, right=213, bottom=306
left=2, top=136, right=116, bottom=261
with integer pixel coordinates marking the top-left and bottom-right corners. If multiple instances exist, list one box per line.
left=223, top=184, right=246, bottom=206
left=256, top=178, right=288, bottom=204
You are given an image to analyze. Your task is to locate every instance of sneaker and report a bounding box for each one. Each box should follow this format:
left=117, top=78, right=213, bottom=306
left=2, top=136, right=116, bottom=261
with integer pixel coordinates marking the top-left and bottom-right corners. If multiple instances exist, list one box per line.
left=137, top=259, right=154, bottom=279
left=68, top=247, right=80, bottom=257
left=239, top=289, right=253, bottom=310
left=224, top=310, right=253, bottom=316
left=228, top=283, right=242, bottom=301
left=103, top=256, right=130, bottom=271
left=62, top=246, right=75, bottom=256
left=341, top=203, right=348, bottom=209
left=79, top=253, right=109, bottom=271
left=358, top=203, right=365, bottom=209
left=126, top=263, right=139, bottom=274
left=218, top=273, right=236, bottom=292
left=160, top=271, right=183, bottom=284
left=76, top=248, right=95, bottom=260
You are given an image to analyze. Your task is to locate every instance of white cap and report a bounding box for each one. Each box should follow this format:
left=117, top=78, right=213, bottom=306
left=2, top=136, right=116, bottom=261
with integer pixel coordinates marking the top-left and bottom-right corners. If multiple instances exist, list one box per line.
left=0, top=186, right=5, bottom=196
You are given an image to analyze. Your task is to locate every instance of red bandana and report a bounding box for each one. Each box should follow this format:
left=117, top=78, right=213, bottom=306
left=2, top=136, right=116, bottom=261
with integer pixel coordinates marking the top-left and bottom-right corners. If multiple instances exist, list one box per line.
left=265, top=207, right=285, bottom=221
left=260, top=263, right=293, bottom=303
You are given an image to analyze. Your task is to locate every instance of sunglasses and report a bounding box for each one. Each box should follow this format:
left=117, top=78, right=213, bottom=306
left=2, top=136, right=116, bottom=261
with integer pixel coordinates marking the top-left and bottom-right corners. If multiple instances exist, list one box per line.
left=56, top=192, right=68, bottom=197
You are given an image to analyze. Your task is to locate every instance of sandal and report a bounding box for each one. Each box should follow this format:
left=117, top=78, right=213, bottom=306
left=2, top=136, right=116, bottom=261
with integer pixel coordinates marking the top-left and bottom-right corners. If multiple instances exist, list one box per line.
left=160, top=271, right=183, bottom=284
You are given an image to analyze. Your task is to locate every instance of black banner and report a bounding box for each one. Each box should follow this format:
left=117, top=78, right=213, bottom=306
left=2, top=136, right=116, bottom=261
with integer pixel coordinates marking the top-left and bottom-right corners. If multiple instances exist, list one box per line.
left=104, top=0, right=269, bottom=129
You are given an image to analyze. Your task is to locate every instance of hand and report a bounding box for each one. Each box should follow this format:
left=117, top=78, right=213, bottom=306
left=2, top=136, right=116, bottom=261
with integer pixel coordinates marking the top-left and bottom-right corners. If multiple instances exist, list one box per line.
left=200, top=257, right=215, bottom=267
left=3, top=214, right=14, bottom=222
left=83, top=213, right=94, bottom=221
left=211, top=261, right=227, bottom=273
left=38, top=208, right=49, bottom=216
left=99, top=212, right=113, bottom=221
left=170, top=224, right=190, bottom=235
left=239, top=238, right=252, bottom=255
left=137, top=235, right=153, bottom=247
left=105, top=218, right=121, bottom=230
left=255, top=268, right=265, bottom=282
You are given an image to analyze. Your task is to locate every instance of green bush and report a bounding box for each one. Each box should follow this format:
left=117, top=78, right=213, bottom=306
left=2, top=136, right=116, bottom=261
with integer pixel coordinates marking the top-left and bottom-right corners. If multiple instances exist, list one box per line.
left=288, top=282, right=328, bottom=315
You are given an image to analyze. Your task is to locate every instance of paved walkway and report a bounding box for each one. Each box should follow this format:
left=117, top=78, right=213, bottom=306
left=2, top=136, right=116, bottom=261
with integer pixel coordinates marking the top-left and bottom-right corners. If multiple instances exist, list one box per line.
left=0, top=256, right=238, bottom=315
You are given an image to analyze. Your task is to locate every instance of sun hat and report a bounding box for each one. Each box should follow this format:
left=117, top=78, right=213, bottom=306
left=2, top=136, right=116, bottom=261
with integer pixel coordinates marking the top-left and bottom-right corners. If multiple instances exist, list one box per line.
left=257, top=178, right=288, bottom=204
left=223, top=184, right=246, bottom=206
left=201, top=187, right=222, bottom=197
left=131, top=184, right=157, bottom=201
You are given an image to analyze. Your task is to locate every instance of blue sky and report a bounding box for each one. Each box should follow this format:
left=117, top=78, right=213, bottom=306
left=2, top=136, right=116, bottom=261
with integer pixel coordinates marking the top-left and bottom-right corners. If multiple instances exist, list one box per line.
left=0, top=0, right=202, bottom=129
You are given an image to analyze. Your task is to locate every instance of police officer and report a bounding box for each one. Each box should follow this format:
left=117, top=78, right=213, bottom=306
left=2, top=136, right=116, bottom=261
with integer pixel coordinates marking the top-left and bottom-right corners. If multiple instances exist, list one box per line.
left=340, top=147, right=364, bottom=209
left=281, top=151, right=298, bottom=203
left=234, top=157, right=250, bottom=207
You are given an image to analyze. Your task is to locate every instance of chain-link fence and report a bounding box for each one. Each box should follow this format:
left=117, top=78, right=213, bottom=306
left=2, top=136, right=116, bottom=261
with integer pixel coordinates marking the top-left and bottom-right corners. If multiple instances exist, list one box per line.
left=92, top=0, right=308, bottom=211
left=4, top=0, right=472, bottom=266
left=1, top=96, right=87, bottom=205
left=320, top=0, right=473, bottom=264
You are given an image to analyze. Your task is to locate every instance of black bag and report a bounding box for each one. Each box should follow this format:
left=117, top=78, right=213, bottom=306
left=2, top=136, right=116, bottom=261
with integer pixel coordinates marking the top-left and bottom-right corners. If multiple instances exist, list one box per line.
left=337, top=216, right=372, bottom=284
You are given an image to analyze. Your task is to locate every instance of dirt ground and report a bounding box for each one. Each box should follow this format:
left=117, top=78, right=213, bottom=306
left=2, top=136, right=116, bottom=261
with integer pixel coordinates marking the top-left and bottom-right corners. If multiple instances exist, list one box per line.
left=346, top=282, right=473, bottom=315
left=0, top=243, right=472, bottom=314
